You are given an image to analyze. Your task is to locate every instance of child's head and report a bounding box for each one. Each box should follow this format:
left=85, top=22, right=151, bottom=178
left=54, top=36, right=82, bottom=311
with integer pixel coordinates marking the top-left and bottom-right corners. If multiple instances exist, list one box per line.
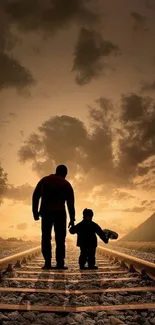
left=83, top=208, right=94, bottom=220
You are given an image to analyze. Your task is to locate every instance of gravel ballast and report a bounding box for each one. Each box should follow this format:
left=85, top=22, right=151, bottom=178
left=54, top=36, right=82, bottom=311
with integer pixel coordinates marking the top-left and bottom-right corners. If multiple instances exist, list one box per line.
left=0, top=243, right=155, bottom=324
left=104, top=243, right=155, bottom=264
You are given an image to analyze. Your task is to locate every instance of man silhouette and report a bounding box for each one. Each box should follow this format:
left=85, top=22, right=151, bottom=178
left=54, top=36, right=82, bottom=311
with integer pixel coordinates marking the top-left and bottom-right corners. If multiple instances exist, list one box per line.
left=32, top=165, right=75, bottom=269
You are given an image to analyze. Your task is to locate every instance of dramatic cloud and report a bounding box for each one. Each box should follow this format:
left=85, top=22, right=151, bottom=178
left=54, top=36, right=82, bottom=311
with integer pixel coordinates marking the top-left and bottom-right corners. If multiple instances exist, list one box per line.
left=18, top=93, right=155, bottom=202
left=72, top=28, right=119, bottom=85
left=0, top=165, right=8, bottom=205
left=0, top=52, right=34, bottom=90
left=3, top=0, right=98, bottom=33
left=16, top=223, right=28, bottom=230
left=145, top=0, right=155, bottom=9
left=131, top=12, right=147, bottom=32
left=140, top=199, right=155, bottom=211
left=4, top=183, right=33, bottom=205
left=112, top=190, right=135, bottom=201
left=121, top=94, right=145, bottom=121
left=141, top=80, right=155, bottom=92
left=122, top=207, right=146, bottom=213
left=17, top=107, right=110, bottom=199
left=19, top=115, right=89, bottom=178
left=118, top=93, right=155, bottom=183
left=1, top=1, right=110, bottom=87
left=0, top=8, right=34, bottom=90
left=135, top=172, right=155, bottom=190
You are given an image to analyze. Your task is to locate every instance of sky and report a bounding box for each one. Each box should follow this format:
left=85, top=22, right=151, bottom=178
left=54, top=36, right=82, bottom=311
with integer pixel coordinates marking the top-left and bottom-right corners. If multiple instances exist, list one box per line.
left=1, top=0, right=155, bottom=240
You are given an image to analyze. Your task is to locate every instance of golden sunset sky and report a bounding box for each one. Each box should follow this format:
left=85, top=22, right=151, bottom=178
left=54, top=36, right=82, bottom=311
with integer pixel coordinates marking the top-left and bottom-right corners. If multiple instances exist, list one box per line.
left=1, top=0, right=155, bottom=240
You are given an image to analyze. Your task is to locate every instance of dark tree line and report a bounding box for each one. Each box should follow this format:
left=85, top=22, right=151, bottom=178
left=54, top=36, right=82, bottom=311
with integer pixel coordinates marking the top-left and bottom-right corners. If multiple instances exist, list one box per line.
left=0, top=165, right=8, bottom=205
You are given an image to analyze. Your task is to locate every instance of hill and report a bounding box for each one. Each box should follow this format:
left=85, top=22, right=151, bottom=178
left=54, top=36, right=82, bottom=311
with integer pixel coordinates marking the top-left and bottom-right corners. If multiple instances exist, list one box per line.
left=120, top=212, right=155, bottom=241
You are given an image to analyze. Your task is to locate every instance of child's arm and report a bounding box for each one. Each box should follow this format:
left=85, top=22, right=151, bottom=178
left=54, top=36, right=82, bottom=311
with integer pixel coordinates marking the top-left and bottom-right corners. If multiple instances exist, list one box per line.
left=95, top=224, right=109, bottom=244
left=69, top=224, right=78, bottom=235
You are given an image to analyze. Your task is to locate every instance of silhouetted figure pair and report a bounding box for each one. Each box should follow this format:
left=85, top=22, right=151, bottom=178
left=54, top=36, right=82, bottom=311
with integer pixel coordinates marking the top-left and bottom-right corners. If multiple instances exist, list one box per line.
left=32, top=165, right=75, bottom=269
left=69, top=208, right=118, bottom=269
left=32, top=164, right=118, bottom=270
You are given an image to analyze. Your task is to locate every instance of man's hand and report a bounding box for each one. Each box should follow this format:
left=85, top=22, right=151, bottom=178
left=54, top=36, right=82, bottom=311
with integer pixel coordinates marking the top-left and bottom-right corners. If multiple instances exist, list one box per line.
left=68, top=220, right=75, bottom=228
left=33, top=212, right=40, bottom=221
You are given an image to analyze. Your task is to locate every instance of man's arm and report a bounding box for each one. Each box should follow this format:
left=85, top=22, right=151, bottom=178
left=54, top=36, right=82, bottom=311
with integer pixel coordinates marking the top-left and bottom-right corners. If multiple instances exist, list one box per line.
left=32, top=179, right=43, bottom=220
left=66, top=183, right=75, bottom=227
left=95, top=224, right=109, bottom=244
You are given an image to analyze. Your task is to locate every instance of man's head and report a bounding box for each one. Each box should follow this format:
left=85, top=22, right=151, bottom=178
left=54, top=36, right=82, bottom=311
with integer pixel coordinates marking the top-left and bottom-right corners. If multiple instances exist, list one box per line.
left=83, top=208, right=94, bottom=220
left=56, top=165, right=68, bottom=178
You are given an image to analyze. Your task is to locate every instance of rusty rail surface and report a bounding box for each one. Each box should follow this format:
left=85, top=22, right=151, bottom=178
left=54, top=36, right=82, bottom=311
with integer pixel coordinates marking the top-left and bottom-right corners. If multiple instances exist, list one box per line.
left=0, top=286, right=155, bottom=294
left=0, top=303, right=155, bottom=313
left=0, top=246, right=40, bottom=271
left=97, top=245, right=155, bottom=280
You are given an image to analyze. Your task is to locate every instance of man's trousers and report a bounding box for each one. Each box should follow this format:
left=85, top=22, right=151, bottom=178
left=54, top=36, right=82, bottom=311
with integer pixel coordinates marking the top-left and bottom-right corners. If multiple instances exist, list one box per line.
left=41, top=211, right=66, bottom=266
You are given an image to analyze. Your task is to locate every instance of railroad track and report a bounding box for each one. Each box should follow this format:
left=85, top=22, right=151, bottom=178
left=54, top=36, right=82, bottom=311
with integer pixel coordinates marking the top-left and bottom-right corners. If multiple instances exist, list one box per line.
left=0, top=241, right=155, bottom=324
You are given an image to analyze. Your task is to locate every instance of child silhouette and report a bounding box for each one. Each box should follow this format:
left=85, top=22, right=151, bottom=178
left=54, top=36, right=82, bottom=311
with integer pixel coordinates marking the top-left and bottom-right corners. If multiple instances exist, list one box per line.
left=69, top=208, right=118, bottom=269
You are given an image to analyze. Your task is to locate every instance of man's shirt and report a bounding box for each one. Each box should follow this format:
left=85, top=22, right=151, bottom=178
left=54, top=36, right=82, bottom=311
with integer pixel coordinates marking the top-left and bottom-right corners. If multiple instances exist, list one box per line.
left=32, top=174, right=75, bottom=221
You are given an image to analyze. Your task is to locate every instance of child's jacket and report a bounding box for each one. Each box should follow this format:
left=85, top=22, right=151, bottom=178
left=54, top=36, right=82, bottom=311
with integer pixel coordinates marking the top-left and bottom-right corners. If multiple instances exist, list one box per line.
left=69, top=219, right=108, bottom=248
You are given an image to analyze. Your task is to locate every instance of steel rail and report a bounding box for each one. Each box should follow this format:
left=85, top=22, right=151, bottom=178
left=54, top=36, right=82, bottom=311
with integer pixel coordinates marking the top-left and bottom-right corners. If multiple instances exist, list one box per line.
left=23, top=265, right=121, bottom=270
left=16, top=270, right=127, bottom=275
left=0, top=246, right=40, bottom=272
left=0, top=303, right=155, bottom=312
left=0, top=286, right=155, bottom=294
left=3, top=276, right=139, bottom=283
left=97, top=246, right=155, bottom=280
left=0, top=244, right=155, bottom=315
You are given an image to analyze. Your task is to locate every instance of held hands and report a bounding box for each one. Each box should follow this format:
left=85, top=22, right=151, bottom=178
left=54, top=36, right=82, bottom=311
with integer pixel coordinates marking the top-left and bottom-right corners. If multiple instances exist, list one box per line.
left=68, top=220, right=75, bottom=229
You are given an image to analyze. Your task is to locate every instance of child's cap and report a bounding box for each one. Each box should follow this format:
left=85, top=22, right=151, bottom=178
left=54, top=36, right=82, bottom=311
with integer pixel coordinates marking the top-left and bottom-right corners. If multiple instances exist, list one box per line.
left=83, top=208, right=94, bottom=218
